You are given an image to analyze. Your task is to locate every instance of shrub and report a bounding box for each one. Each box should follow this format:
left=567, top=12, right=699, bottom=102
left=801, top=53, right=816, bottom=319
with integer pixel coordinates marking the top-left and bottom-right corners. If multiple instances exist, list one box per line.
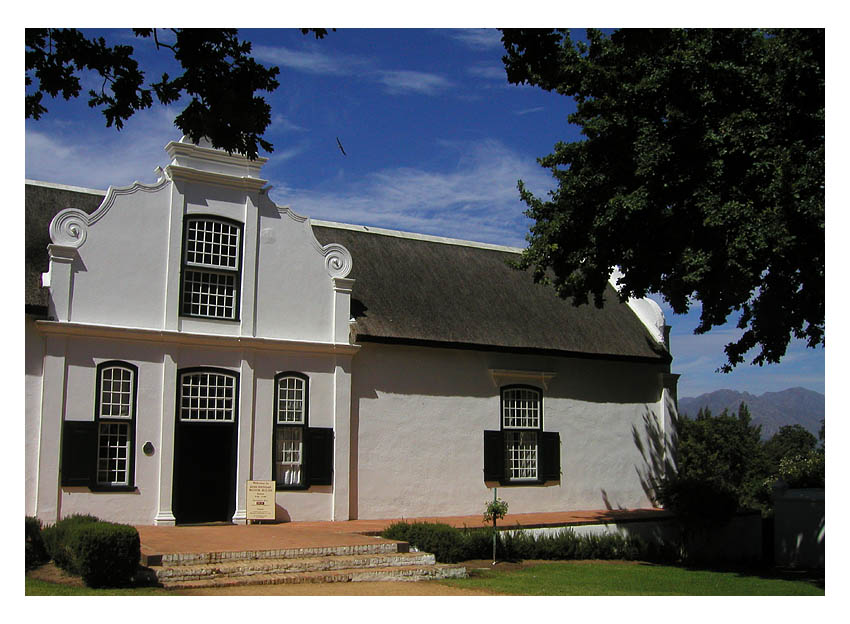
left=382, top=521, right=466, bottom=563
left=67, top=522, right=141, bottom=588
left=383, top=522, right=659, bottom=564
left=41, top=514, right=100, bottom=572
left=25, top=516, right=49, bottom=570
left=777, top=451, right=825, bottom=489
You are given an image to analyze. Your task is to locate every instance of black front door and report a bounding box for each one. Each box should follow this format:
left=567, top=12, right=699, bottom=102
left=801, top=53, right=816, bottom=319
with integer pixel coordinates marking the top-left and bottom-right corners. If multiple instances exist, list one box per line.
left=173, top=421, right=237, bottom=524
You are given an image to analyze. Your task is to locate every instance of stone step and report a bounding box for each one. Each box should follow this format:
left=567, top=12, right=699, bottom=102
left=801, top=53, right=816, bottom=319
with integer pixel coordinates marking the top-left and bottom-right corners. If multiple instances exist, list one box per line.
left=158, top=563, right=468, bottom=589
left=142, top=540, right=406, bottom=567
left=154, top=551, right=436, bottom=583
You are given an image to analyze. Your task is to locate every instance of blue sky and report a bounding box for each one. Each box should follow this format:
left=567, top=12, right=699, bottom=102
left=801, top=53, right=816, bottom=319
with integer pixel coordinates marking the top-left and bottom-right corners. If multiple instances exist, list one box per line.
left=22, top=24, right=828, bottom=399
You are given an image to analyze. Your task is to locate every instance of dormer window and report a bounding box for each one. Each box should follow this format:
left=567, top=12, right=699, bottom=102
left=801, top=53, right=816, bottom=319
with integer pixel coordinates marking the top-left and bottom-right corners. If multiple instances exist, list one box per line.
left=180, top=216, right=242, bottom=320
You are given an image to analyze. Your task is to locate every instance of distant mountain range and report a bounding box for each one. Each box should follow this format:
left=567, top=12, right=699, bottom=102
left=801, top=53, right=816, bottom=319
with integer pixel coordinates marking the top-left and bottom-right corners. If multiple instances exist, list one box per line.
left=678, top=387, right=824, bottom=440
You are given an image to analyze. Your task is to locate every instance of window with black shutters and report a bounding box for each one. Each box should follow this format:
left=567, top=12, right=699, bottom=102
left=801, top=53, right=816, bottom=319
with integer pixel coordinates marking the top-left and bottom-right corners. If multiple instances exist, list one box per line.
left=61, top=361, right=138, bottom=490
left=272, top=373, right=334, bottom=490
left=483, top=385, right=560, bottom=485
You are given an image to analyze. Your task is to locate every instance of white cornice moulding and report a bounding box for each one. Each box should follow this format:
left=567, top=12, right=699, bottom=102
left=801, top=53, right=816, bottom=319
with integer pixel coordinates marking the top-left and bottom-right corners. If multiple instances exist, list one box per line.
left=489, top=369, right=557, bottom=390
left=35, top=320, right=360, bottom=356
left=164, top=164, right=268, bottom=192
left=165, top=139, right=268, bottom=177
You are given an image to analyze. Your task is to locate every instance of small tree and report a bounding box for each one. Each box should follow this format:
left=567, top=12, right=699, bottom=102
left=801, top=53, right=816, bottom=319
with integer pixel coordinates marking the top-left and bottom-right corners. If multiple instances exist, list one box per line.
left=656, top=403, right=769, bottom=559
left=483, top=492, right=508, bottom=565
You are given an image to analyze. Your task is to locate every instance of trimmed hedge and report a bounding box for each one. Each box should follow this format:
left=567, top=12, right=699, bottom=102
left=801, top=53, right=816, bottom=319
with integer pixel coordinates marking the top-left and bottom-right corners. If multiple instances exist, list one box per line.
left=382, top=521, right=469, bottom=563
left=25, top=516, right=49, bottom=570
left=381, top=521, right=672, bottom=564
left=69, top=522, right=141, bottom=588
left=42, top=514, right=100, bottom=572
left=40, top=514, right=141, bottom=587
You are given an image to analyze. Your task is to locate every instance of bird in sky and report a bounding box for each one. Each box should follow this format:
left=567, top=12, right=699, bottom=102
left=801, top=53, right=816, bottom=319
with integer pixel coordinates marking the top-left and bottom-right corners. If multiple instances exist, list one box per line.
left=336, top=137, right=347, bottom=156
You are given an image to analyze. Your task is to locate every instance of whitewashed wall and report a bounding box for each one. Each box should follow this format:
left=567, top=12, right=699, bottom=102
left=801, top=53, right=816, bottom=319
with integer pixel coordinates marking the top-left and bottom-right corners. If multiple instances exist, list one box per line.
left=25, top=317, right=44, bottom=517
left=350, top=342, right=670, bottom=520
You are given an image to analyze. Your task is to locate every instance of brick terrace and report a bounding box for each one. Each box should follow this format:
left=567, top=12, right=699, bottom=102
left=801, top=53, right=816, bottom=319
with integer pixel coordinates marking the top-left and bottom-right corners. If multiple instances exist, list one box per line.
left=136, top=508, right=672, bottom=560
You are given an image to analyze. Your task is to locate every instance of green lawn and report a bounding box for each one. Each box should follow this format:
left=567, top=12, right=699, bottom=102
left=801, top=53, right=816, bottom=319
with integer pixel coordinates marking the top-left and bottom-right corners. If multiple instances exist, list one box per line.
left=442, top=561, right=825, bottom=596
left=25, top=577, right=171, bottom=596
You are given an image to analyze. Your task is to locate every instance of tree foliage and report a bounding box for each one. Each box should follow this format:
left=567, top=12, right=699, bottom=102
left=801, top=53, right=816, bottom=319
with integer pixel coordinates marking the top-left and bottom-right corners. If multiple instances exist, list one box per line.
left=500, top=29, right=824, bottom=370
left=762, top=424, right=817, bottom=470
left=25, top=28, right=330, bottom=159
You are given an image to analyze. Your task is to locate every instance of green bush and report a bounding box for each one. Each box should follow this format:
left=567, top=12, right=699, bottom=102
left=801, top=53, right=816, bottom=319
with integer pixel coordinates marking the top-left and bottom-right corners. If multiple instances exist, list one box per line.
left=383, top=521, right=466, bottom=563
left=67, top=522, right=141, bottom=588
left=382, top=522, right=658, bottom=564
left=41, top=514, right=100, bottom=572
left=777, top=451, right=825, bottom=488
left=25, top=517, right=49, bottom=570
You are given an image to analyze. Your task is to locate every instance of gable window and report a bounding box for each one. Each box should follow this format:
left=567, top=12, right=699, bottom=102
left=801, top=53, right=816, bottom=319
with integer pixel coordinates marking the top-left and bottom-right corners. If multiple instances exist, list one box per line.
left=61, top=361, right=137, bottom=490
left=272, top=373, right=335, bottom=490
left=180, top=216, right=242, bottom=320
left=483, top=385, right=560, bottom=485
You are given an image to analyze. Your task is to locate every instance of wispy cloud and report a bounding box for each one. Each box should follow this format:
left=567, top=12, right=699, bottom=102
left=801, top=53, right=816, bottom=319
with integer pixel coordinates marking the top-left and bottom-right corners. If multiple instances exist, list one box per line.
left=376, top=70, right=453, bottom=96
left=268, top=138, right=552, bottom=248
left=515, top=106, right=545, bottom=116
left=252, top=44, right=369, bottom=76
left=467, top=64, right=506, bottom=81
left=25, top=107, right=178, bottom=189
left=446, top=29, right=504, bottom=50
left=271, top=115, right=308, bottom=133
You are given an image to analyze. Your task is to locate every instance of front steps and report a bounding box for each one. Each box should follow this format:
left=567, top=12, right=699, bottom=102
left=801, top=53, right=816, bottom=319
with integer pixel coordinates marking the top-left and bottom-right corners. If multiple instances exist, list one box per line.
left=142, top=541, right=467, bottom=589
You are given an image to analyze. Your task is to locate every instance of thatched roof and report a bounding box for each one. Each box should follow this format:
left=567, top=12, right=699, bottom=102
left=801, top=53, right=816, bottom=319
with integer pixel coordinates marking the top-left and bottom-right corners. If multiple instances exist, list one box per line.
left=313, top=224, right=669, bottom=362
left=25, top=182, right=105, bottom=312
left=24, top=181, right=669, bottom=362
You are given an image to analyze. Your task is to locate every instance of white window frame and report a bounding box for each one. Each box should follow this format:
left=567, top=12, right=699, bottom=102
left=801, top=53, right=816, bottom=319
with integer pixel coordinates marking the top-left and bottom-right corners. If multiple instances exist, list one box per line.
left=274, top=373, right=308, bottom=489
left=179, top=370, right=238, bottom=422
left=501, top=385, right=542, bottom=482
left=180, top=216, right=242, bottom=320
left=95, top=362, right=136, bottom=488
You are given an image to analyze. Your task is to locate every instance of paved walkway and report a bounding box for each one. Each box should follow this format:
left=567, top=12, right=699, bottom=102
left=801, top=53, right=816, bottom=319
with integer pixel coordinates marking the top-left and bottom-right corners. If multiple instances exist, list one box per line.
left=136, top=508, right=671, bottom=559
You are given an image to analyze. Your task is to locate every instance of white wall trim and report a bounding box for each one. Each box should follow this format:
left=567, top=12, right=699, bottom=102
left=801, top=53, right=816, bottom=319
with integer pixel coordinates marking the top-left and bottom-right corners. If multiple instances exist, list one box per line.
left=35, top=320, right=360, bottom=355
left=489, top=369, right=557, bottom=390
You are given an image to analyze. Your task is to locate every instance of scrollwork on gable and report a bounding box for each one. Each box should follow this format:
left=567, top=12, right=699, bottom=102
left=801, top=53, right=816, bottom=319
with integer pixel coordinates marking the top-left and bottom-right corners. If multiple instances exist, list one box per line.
left=49, top=209, right=90, bottom=248
left=48, top=178, right=171, bottom=249
left=273, top=200, right=353, bottom=278
left=322, top=244, right=353, bottom=278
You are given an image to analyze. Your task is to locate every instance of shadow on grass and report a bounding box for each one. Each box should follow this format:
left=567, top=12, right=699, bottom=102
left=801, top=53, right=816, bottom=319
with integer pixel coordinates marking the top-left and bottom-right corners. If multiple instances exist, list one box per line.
left=659, top=561, right=825, bottom=591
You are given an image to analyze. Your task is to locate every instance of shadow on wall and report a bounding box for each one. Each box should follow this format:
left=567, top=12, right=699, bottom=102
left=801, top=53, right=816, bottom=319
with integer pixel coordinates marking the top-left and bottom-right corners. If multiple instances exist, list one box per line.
left=631, top=407, right=678, bottom=507
left=353, top=343, right=667, bottom=404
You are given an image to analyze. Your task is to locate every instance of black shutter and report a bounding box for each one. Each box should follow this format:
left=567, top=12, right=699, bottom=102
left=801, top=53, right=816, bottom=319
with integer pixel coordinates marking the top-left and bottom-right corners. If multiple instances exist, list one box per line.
left=61, top=421, right=97, bottom=487
left=483, top=430, right=504, bottom=482
left=306, top=427, right=334, bottom=486
left=540, top=431, right=561, bottom=482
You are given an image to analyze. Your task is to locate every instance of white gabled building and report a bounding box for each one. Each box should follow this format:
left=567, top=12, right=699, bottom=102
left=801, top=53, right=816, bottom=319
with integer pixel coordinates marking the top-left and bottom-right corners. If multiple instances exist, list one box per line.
left=25, top=137, right=679, bottom=526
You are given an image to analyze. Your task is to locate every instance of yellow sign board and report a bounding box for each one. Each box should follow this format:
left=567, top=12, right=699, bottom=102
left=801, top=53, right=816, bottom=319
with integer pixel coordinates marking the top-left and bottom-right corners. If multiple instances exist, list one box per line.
left=246, top=480, right=275, bottom=521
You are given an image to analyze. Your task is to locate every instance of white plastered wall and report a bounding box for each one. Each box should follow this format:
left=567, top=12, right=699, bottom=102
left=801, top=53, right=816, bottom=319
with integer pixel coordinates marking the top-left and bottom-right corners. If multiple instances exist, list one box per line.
left=350, top=342, right=670, bottom=520
left=25, top=317, right=45, bottom=517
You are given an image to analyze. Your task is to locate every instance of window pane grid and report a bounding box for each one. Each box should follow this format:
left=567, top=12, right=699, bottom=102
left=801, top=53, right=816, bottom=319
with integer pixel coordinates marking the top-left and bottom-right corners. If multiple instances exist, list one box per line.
left=185, top=219, right=240, bottom=269
left=99, top=366, right=133, bottom=418
left=97, top=422, right=130, bottom=485
left=276, top=377, right=306, bottom=424
left=180, top=372, right=236, bottom=421
left=502, top=388, right=541, bottom=429
left=182, top=269, right=237, bottom=319
left=276, top=426, right=303, bottom=486
left=506, top=430, right=538, bottom=480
